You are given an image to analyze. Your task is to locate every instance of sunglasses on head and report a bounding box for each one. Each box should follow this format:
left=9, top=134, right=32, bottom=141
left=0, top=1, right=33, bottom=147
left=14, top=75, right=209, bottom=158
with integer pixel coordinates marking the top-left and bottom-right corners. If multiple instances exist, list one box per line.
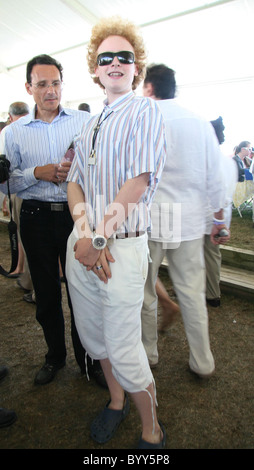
left=97, top=51, right=135, bottom=66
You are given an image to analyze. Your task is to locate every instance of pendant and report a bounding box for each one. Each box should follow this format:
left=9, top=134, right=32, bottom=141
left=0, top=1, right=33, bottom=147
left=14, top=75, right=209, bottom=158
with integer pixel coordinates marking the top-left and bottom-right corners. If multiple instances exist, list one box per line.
left=89, top=149, right=96, bottom=165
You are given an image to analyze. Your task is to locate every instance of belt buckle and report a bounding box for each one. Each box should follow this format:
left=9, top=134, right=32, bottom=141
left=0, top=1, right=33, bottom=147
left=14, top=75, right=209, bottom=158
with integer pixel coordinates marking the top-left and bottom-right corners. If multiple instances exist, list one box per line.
left=51, top=203, right=63, bottom=211
left=115, top=233, right=126, bottom=239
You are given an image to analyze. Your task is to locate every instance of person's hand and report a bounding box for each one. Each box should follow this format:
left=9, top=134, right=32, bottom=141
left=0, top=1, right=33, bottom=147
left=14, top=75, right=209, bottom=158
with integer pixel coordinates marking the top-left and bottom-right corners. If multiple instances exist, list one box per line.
left=74, top=239, right=115, bottom=283
left=73, top=237, right=99, bottom=268
left=56, top=161, right=72, bottom=182
left=210, top=225, right=230, bottom=245
left=91, top=246, right=115, bottom=284
left=34, top=164, right=60, bottom=183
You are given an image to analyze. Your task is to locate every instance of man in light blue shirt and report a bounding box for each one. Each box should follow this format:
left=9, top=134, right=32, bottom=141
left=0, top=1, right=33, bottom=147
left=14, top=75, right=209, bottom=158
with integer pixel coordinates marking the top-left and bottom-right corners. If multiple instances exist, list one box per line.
left=2, top=54, right=95, bottom=386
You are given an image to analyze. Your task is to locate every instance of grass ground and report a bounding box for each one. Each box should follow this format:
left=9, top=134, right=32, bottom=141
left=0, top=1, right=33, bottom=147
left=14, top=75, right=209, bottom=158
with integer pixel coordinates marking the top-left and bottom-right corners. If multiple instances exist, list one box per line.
left=229, top=205, right=253, bottom=250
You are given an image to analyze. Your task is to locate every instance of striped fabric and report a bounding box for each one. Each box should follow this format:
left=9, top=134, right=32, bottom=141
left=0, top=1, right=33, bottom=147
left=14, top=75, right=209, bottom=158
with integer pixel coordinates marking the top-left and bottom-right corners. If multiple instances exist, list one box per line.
left=68, top=92, right=166, bottom=233
left=4, top=106, right=90, bottom=202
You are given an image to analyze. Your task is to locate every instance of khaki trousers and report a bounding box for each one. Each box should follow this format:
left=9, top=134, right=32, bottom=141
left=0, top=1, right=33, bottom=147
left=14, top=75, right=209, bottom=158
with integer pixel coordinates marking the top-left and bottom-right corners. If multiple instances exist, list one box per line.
left=204, top=234, right=221, bottom=300
left=141, top=238, right=215, bottom=375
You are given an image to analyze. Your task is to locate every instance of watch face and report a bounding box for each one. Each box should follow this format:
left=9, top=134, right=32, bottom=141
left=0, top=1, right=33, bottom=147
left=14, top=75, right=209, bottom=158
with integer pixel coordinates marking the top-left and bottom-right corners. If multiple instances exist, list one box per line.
left=95, top=237, right=105, bottom=247
left=93, top=235, right=106, bottom=249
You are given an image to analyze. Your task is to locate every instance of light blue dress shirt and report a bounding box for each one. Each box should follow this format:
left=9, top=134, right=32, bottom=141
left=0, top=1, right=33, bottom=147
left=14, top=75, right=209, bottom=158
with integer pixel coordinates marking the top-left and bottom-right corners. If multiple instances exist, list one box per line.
left=4, top=106, right=90, bottom=202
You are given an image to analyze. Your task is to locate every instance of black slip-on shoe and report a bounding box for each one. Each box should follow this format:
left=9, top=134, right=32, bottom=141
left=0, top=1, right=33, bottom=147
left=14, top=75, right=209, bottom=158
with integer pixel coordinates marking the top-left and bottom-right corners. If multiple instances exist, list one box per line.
left=0, top=408, right=17, bottom=428
left=34, top=361, right=65, bottom=385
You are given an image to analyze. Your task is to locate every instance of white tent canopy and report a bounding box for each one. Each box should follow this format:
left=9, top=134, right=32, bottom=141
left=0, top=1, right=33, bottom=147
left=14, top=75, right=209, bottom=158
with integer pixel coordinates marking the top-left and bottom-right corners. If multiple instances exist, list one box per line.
left=0, top=0, right=253, bottom=155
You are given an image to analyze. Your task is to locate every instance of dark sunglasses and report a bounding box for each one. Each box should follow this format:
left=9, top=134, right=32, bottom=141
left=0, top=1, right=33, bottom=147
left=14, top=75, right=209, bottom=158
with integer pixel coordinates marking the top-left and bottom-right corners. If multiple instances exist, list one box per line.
left=97, top=51, right=135, bottom=66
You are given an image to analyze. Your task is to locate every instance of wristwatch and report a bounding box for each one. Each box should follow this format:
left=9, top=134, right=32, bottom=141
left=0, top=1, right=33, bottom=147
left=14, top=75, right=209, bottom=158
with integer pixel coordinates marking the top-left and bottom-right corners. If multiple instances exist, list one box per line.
left=92, top=232, right=107, bottom=250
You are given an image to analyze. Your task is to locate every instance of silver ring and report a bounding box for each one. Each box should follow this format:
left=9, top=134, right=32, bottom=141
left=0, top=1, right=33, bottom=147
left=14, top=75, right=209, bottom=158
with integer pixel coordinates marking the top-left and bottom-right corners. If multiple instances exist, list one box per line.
left=96, top=265, right=102, bottom=270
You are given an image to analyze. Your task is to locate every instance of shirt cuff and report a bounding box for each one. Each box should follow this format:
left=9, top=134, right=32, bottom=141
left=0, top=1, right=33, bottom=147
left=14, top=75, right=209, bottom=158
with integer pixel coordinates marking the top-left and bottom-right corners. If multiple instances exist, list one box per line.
left=24, top=167, right=39, bottom=186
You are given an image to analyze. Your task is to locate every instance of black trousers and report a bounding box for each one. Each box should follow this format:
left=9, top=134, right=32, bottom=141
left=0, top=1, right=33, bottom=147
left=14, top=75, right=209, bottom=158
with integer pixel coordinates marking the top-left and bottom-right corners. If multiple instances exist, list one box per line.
left=20, top=200, right=86, bottom=370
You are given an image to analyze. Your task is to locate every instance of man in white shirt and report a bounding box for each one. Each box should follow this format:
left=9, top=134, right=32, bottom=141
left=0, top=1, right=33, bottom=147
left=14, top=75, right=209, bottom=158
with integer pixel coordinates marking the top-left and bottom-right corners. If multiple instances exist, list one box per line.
left=142, top=64, right=230, bottom=378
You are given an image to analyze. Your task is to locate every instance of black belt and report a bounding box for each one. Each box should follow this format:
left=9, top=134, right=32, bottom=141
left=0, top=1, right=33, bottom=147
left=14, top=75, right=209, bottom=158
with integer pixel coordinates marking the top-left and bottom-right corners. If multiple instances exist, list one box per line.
left=115, top=231, right=145, bottom=239
left=23, top=200, right=69, bottom=212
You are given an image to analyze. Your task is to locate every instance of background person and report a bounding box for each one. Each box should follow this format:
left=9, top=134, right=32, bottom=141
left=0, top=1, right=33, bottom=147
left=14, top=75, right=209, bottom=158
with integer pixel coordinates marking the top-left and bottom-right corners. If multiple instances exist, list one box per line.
left=205, top=116, right=237, bottom=307
left=233, top=141, right=252, bottom=182
left=78, top=103, right=91, bottom=113
left=0, top=102, right=30, bottom=280
left=0, top=122, right=8, bottom=216
left=141, top=63, right=230, bottom=376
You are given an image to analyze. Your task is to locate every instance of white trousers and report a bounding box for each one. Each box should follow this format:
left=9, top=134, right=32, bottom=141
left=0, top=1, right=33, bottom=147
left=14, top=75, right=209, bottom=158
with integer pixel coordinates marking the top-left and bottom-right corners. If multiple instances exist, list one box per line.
left=141, top=238, right=215, bottom=375
left=66, top=230, right=154, bottom=393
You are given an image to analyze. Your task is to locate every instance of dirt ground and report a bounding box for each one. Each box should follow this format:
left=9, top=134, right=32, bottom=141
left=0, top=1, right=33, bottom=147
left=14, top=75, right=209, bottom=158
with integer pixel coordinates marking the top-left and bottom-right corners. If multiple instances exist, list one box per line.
left=0, top=220, right=253, bottom=452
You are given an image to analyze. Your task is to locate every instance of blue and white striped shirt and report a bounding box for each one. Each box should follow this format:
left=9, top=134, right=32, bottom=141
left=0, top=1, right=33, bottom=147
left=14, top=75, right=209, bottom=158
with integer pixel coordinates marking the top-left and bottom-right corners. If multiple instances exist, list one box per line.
left=4, top=106, right=90, bottom=202
left=68, top=92, right=166, bottom=233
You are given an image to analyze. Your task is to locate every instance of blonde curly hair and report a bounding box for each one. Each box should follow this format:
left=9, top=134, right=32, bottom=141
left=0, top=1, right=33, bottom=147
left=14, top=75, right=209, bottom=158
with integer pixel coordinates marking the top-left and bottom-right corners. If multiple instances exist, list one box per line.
left=87, top=16, right=147, bottom=90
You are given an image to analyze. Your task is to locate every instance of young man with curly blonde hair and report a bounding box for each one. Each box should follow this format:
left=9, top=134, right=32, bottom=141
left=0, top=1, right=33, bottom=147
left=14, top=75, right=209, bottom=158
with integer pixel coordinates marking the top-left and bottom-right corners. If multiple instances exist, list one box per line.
left=66, top=16, right=166, bottom=448
left=87, top=16, right=147, bottom=91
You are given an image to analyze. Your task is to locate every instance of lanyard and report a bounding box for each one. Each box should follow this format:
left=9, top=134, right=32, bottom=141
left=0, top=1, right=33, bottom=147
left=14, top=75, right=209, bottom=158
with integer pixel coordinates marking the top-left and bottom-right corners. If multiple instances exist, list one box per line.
left=89, top=109, right=113, bottom=165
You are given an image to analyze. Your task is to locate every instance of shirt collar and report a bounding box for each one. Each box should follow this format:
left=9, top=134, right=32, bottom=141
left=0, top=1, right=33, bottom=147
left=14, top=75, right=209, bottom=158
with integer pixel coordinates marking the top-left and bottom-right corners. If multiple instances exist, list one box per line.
left=103, top=91, right=135, bottom=113
left=23, top=104, right=69, bottom=124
